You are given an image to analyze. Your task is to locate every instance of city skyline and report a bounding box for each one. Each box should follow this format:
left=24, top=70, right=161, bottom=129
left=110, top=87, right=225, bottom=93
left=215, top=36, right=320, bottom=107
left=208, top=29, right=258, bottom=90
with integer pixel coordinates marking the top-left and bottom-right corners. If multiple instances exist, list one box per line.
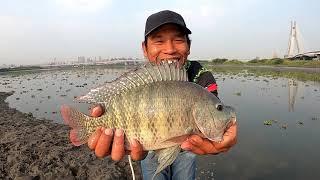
left=0, top=0, right=319, bottom=65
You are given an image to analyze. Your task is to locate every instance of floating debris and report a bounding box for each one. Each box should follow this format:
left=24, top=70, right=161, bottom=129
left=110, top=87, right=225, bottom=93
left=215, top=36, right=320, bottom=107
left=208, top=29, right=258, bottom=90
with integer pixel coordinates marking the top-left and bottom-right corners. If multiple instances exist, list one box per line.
left=234, top=92, right=241, bottom=96
left=281, top=124, right=288, bottom=129
left=298, top=121, right=304, bottom=125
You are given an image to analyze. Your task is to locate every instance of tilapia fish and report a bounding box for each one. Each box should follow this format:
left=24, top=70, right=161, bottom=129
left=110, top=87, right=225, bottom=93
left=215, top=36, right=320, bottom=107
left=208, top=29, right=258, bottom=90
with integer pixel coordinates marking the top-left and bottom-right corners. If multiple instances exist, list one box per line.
left=61, top=61, right=236, bottom=178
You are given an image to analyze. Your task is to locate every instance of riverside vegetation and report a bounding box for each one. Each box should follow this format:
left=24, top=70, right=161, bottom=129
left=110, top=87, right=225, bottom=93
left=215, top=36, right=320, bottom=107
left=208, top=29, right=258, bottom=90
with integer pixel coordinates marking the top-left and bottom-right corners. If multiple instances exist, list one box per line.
left=201, top=58, right=320, bottom=82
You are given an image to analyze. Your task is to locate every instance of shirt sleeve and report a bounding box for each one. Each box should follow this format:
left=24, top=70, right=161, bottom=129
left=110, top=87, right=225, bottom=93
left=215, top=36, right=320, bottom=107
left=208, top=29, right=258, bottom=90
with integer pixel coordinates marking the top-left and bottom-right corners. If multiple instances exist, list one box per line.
left=186, top=61, right=219, bottom=97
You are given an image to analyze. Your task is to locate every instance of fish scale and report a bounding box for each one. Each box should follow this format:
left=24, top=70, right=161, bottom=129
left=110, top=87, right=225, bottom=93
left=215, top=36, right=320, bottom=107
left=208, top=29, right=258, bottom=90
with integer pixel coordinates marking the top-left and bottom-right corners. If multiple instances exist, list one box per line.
left=61, top=61, right=236, bottom=179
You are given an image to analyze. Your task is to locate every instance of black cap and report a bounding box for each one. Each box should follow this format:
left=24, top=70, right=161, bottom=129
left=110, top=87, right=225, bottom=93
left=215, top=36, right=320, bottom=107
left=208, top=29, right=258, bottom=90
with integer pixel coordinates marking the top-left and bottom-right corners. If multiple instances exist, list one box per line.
left=144, top=10, right=192, bottom=37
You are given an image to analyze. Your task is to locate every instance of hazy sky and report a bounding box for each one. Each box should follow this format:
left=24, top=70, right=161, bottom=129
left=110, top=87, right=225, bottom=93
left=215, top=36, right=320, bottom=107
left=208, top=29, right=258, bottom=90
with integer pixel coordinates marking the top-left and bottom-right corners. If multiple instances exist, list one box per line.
left=0, top=0, right=319, bottom=65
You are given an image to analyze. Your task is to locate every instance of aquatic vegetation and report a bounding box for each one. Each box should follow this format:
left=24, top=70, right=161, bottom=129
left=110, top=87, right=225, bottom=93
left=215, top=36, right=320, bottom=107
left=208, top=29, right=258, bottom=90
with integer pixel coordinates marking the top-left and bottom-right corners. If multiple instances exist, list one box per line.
left=264, top=120, right=273, bottom=125
left=234, top=92, right=242, bottom=96
left=206, top=65, right=320, bottom=82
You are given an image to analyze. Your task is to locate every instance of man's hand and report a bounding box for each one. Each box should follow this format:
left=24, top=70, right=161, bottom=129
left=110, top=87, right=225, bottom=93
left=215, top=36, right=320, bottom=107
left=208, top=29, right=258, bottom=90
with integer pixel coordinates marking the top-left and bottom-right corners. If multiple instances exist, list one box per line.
left=181, top=121, right=237, bottom=155
left=87, top=106, right=147, bottom=161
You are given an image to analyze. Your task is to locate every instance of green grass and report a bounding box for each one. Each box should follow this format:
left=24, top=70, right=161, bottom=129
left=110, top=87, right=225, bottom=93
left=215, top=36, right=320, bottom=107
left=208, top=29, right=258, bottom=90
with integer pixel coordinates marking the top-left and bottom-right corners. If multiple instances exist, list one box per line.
left=204, top=57, right=320, bottom=68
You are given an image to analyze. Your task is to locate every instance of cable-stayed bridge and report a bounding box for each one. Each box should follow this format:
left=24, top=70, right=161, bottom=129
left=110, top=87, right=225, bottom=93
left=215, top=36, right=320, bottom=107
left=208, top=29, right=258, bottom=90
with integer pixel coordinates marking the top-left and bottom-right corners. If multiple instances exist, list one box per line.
left=285, top=21, right=320, bottom=60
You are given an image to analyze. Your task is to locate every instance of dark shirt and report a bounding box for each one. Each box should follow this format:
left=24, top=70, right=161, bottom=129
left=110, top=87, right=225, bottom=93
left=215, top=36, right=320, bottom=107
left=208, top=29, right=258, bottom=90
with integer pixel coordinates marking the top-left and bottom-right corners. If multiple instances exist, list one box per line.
left=185, top=61, right=218, bottom=97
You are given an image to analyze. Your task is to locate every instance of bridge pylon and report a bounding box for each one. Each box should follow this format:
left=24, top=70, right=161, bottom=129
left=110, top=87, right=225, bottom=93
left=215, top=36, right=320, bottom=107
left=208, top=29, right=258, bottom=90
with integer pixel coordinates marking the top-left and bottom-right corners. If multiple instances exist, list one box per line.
left=285, top=21, right=301, bottom=58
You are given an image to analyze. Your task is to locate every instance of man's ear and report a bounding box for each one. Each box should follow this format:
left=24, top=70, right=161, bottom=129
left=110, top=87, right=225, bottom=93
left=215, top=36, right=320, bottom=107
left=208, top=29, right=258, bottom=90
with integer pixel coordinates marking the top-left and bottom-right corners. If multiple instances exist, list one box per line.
left=187, top=42, right=191, bottom=55
left=142, top=41, right=148, bottom=59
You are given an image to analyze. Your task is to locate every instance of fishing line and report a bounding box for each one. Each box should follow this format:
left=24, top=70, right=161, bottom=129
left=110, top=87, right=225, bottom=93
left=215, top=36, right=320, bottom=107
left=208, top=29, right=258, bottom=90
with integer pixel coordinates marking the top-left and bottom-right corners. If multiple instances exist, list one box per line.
left=128, top=155, right=136, bottom=180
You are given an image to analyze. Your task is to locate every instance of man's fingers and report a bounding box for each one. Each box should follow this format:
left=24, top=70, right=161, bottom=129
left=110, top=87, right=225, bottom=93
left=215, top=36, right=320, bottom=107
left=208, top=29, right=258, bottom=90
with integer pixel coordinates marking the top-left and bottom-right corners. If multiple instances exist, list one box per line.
left=111, top=129, right=125, bottom=161
left=91, top=105, right=104, bottom=117
left=95, top=128, right=113, bottom=158
left=88, top=128, right=102, bottom=150
left=130, top=139, right=147, bottom=161
left=187, top=136, right=220, bottom=154
left=214, top=123, right=238, bottom=150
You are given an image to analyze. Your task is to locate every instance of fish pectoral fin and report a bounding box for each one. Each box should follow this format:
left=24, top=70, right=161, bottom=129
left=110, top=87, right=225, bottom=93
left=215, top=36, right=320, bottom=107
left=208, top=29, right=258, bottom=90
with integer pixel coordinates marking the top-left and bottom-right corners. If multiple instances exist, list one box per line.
left=161, top=127, right=193, bottom=144
left=153, top=145, right=181, bottom=179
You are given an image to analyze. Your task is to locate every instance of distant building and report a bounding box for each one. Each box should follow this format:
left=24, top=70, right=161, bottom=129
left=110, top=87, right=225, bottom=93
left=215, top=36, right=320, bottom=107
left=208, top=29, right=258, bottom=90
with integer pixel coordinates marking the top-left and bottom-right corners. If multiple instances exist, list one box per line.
left=78, top=56, right=86, bottom=63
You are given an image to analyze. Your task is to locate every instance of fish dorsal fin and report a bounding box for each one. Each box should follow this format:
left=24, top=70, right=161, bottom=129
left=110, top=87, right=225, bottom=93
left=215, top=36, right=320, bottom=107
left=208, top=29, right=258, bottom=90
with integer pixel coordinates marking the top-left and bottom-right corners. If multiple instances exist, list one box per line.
left=153, top=145, right=181, bottom=179
left=77, top=60, right=188, bottom=104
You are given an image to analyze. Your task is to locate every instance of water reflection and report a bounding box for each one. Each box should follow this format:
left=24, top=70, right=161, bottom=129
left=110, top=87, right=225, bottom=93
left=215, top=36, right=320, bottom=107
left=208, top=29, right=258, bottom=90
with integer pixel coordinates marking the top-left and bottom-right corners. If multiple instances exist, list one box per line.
left=288, top=79, right=298, bottom=112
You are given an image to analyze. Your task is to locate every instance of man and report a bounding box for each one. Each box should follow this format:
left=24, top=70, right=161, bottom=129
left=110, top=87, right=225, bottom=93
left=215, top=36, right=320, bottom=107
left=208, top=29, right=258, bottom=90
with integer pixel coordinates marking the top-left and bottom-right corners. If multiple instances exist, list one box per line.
left=87, top=10, right=237, bottom=179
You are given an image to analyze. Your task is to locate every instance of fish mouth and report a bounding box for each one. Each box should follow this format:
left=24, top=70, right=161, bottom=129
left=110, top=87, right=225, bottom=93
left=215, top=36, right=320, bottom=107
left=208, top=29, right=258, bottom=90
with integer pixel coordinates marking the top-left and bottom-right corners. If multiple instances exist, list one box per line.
left=231, top=116, right=237, bottom=123
left=225, top=116, right=237, bottom=130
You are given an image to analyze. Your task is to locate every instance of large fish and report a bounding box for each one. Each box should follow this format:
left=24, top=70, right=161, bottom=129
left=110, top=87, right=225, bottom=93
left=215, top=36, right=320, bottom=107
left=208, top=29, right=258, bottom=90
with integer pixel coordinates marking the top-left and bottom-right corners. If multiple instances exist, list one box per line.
left=61, top=61, right=236, bottom=178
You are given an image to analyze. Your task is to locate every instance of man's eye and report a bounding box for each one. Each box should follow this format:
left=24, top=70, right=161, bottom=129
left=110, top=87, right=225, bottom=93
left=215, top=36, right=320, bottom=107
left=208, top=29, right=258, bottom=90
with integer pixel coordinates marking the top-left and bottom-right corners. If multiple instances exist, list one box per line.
left=175, top=39, right=185, bottom=42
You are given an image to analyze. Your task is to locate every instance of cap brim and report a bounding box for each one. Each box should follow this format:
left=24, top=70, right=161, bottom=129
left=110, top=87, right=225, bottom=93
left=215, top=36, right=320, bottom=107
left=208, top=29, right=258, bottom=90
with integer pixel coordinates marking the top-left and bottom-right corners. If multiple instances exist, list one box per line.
left=145, top=21, right=192, bottom=37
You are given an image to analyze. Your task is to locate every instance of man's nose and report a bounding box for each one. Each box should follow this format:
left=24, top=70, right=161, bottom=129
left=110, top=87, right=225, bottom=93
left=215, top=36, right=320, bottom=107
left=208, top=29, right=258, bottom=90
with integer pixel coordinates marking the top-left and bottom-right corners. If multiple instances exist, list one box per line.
left=163, top=41, right=177, bottom=54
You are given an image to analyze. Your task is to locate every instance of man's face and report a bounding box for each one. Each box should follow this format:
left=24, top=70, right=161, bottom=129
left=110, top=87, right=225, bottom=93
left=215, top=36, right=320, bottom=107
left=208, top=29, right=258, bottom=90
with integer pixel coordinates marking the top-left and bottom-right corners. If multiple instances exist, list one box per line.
left=142, top=24, right=190, bottom=66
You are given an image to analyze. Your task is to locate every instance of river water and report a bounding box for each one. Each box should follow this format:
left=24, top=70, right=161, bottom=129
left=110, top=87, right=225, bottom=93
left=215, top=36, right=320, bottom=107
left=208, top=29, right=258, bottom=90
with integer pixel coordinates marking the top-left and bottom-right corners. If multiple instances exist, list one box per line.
left=1, top=66, right=319, bottom=180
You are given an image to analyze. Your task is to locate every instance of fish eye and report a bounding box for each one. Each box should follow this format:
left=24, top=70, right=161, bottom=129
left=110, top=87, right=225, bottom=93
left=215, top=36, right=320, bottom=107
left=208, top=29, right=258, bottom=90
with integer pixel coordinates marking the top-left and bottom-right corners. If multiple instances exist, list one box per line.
left=216, top=104, right=223, bottom=111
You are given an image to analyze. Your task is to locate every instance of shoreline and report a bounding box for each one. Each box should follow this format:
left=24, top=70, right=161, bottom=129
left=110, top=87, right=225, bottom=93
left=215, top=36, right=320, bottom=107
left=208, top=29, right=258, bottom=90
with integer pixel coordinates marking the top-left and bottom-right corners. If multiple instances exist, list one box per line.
left=0, top=91, right=141, bottom=179
left=207, top=64, right=320, bottom=73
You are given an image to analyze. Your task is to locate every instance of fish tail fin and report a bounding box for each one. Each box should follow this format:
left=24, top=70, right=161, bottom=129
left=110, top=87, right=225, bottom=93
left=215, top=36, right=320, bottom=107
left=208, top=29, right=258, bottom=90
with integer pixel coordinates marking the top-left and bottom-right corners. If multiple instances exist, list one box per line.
left=61, top=105, right=92, bottom=146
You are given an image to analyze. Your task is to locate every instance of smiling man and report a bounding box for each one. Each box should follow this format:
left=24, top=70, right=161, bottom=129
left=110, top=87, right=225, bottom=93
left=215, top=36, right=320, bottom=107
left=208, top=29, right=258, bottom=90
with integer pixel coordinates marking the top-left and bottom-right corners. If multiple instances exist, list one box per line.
left=88, top=10, right=237, bottom=180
